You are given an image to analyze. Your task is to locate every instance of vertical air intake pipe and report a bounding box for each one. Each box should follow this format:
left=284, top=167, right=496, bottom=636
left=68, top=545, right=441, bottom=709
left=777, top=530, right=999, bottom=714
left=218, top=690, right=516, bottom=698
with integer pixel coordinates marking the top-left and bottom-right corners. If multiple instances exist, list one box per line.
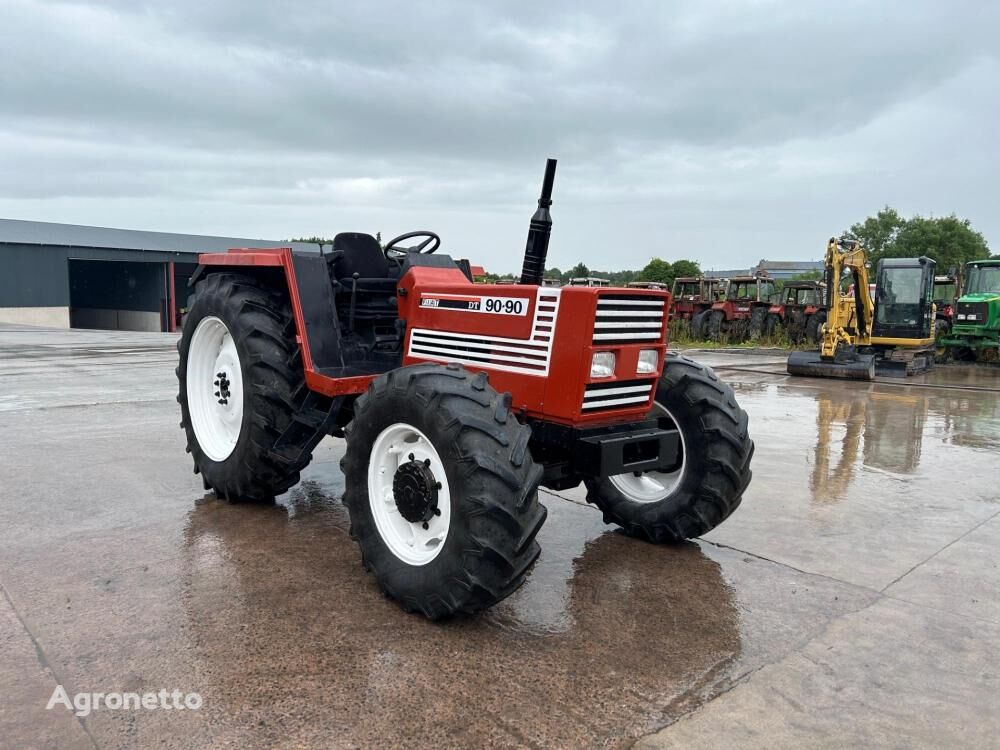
left=519, top=158, right=557, bottom=286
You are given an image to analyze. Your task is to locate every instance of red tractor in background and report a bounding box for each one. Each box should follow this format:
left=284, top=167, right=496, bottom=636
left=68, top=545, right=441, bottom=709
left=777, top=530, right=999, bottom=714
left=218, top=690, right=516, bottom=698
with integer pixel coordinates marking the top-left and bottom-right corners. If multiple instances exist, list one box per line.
left=932, top=271, right=960, bottom=338
left=176, top=160, right=754, bottom=619
left=706, top=275, right=777, bottom=342
left=763, top=281, right=826, bottom=343
left=669, top=277, right=723, bottom=339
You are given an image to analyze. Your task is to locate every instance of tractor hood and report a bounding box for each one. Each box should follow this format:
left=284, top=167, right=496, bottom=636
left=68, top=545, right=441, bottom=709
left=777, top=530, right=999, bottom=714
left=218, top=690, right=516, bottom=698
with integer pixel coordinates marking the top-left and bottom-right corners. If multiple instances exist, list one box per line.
left=958, top=293, right=1000, bottom=304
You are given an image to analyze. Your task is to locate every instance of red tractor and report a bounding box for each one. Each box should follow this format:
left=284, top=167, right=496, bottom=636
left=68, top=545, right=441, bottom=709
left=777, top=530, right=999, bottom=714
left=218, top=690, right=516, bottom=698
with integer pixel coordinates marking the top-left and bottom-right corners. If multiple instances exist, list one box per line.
left=706, top=275, right=776, bottom=342
left=669, top=277, right=723, bottom=339
left=932, top=272, right=960, bottom=338
left=176, top=160, right=753, bottom=619
left=763, top=281, right=826, bottom=343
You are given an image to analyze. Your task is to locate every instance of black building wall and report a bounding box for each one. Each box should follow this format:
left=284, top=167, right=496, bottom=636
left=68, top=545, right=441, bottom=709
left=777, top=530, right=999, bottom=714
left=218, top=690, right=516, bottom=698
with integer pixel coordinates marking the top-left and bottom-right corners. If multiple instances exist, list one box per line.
left=0, top=244, right=201, bottom=308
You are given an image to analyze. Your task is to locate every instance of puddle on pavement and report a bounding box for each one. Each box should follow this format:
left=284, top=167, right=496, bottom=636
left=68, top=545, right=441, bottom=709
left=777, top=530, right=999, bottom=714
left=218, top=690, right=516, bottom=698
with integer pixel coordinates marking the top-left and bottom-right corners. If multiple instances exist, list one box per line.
left=177, top=470, right=749, bottom=747
left=727, top=375, right=1000, bottom=506
left=164, top=367, right=998, bottom=746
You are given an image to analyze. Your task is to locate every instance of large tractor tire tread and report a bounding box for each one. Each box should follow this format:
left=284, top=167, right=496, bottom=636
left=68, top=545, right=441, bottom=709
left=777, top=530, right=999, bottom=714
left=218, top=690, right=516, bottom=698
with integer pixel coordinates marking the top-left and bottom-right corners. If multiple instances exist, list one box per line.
left=585, top=353, right=753, bottom=543
left=690, top=310, right=709, bottom=340
left=764, top=313, right=780, bottom=339
left=806, top=311, right=826, bottom=344
left=748, top=306, right=768, bottom=340
left=340, top=363, right=546, bottom=619
left=707, top=311, right=724, bottom=341
left=177, top=272, right=330, bottom=503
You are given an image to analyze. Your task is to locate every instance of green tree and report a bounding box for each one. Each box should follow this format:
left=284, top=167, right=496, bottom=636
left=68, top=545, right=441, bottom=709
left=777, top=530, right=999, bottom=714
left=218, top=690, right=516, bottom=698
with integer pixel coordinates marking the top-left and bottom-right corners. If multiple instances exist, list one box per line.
left=669, top=259, right=702, bottom=279
left=289, top=236, right=334, bottom=245
left=846, top=207, right=905, bottom=259
left=637, top=258, right=674, bottom=285
left=568, top=262, right=590, bottom=279
left=846, top=208, right=989, bottom=270
left=891, top=215, right=990, bottom=271
left=636, top=258, right=702, bottom=287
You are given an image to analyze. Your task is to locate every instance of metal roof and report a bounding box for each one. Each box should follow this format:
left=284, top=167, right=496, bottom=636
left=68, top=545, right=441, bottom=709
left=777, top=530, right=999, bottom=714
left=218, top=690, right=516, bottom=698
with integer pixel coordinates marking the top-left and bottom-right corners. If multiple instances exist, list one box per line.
left=704, top=269, right=752, bottom=279
left=756, top=259, right=824, bottom=271
left=0, top=218, right=319, bottom=254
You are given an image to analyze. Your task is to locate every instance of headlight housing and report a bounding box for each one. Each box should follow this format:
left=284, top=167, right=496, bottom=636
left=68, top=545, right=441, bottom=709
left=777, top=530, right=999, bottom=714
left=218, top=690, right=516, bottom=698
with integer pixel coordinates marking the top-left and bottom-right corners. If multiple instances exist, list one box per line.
left=590, top=351, right=615, bottom=378
left=637, top=349, right=659, bottom=374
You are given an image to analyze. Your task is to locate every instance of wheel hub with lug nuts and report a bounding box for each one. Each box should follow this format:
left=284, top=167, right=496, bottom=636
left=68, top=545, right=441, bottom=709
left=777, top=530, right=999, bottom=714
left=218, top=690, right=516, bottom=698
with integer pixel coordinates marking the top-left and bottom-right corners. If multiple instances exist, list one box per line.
left=368, top=422, right=452, bottom=566
left=392, top=454, right=442, bottom=527
left=214, top=371, right=231, bottom=405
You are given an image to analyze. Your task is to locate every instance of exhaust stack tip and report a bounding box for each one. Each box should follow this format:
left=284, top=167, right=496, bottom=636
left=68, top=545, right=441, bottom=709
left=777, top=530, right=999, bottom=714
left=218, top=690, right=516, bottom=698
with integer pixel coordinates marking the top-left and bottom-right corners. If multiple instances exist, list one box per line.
left=519, top=158, right=558, bottom=286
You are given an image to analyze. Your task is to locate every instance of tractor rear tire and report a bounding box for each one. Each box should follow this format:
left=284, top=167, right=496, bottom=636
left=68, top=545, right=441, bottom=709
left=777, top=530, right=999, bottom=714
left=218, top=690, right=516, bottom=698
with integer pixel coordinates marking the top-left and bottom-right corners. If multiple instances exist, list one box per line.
left=749, top=306, right=768, bottom=340
left=584, top=353, right=753, bottom=543
left=690, top=310, right=708, bottom=340
left=177, top=273, right=330, bottom=502
left=806, top=311, right=826, bottom=344
left=340, top=363, right=546, bottom=619
left=764, top=313, right=780, bottom=339
left=707, top=311, right=724, bottom=341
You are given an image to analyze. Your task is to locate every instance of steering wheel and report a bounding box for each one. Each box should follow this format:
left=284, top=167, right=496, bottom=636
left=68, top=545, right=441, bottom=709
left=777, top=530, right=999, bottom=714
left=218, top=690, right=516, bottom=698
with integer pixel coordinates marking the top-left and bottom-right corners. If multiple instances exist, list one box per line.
left=384, top=230, right=440, bottom=258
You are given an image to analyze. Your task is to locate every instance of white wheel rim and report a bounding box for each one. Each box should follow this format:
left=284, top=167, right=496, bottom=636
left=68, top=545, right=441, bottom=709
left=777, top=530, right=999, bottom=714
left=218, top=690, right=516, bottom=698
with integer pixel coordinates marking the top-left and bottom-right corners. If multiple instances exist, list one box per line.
left=609, top=403, right=687, bottom=503
left=186, top=316, right=244, bottom=462
left=368, top=422, right=451, bottom=566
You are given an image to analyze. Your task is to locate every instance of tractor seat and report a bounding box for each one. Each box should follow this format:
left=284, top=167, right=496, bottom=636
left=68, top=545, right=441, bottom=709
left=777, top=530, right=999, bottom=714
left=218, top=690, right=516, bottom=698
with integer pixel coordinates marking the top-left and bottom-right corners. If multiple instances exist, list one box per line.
left=330, top=232, right=397, bottom=294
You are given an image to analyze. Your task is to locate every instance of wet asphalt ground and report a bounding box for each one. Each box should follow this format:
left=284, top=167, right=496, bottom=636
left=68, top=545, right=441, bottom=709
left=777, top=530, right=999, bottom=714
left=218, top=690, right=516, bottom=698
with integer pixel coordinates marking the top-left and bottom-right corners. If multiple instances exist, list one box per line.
left=0, top=324, right=998, bottom=748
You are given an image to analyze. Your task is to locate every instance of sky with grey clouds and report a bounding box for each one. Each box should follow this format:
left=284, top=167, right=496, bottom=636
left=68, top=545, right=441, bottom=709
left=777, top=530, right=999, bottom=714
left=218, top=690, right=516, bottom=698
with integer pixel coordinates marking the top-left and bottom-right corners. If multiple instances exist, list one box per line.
left=1, top=0, right=997, bottom=272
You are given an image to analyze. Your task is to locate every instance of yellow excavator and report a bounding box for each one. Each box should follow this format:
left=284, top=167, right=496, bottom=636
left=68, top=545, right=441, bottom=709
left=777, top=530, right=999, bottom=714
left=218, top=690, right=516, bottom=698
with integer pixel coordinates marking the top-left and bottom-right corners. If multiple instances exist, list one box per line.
left=787, top=237, right=937, bottom=380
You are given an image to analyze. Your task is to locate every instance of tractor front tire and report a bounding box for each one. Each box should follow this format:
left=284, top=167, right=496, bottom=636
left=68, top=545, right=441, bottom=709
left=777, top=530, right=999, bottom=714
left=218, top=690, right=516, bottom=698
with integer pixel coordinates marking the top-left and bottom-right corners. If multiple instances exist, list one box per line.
left=584, top=353, right=753, bottom=543
left=340, top=363, right=546, bottom=619
left=177, top=272, right=328, bottom=502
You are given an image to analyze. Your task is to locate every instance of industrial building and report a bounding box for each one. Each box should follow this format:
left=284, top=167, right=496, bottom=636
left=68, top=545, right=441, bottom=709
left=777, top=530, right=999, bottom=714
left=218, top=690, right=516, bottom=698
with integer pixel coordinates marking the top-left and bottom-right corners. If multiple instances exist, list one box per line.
left=705, top=259, right=824, bottom=280
left=0, top=219, right=315, bottom=331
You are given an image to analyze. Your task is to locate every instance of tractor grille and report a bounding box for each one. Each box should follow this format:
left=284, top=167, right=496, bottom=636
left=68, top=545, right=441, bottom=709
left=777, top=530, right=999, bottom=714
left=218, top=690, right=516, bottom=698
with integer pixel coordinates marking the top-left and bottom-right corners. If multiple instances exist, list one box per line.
left=956, top=302, right=989, bottom=324
left=408, top=288, right=560, bottom=376
left=593, top=295, right=667, bottom=345
left=582, top=379, right=655, bottom=411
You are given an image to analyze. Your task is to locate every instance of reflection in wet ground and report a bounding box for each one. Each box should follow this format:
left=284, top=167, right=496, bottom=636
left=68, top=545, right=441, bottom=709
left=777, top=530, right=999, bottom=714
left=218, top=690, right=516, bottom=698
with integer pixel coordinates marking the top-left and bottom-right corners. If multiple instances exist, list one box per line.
left=178, top=480, right=744, bottom=747
left=154, top=459, right=874, bottom=748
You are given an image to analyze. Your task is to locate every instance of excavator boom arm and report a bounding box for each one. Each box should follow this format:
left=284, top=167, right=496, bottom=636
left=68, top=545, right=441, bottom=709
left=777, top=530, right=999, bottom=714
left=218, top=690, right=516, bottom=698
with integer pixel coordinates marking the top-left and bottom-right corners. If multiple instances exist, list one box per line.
left=819, top=238, right=873, bottom=358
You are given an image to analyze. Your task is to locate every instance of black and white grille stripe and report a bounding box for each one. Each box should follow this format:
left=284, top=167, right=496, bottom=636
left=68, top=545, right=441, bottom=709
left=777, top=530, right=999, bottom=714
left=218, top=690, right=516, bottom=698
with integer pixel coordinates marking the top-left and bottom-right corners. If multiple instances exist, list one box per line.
left=582, top=379, right=655, bottom=410
left=408, top=288, right=560, bottom=375
left=593, top=295, right=666, bottom=344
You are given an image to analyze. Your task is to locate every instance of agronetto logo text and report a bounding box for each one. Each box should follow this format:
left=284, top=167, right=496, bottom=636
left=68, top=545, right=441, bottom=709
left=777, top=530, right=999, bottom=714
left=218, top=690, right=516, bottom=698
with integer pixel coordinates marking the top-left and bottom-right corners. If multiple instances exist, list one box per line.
left=46, top=685, right=203, bottom=718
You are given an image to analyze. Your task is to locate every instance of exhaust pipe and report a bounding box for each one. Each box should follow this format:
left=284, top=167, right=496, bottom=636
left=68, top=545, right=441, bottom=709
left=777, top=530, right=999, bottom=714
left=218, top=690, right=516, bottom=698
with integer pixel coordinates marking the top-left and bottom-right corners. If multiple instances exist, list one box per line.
left=519, top=158, right=557, bottom=286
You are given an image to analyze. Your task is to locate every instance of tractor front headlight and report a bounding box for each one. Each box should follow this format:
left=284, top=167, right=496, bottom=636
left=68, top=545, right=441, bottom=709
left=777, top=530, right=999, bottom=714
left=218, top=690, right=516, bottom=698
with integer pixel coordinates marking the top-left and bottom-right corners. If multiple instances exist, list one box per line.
left=637, top=349, right=659, bottom=374
left=590, top=351, right=616, bottom=378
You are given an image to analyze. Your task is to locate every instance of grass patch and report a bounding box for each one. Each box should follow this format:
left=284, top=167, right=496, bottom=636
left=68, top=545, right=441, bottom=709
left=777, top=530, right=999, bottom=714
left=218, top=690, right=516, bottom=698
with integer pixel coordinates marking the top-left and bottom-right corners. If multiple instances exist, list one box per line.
left=668, top=319, right=812, bottom=351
